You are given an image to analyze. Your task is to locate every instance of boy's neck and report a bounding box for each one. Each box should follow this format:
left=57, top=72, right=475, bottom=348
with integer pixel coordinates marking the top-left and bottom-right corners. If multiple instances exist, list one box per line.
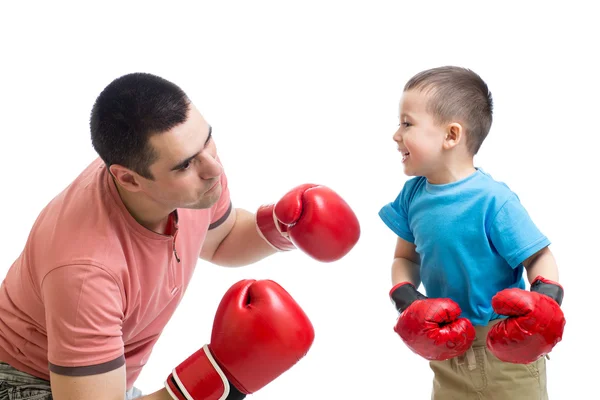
left=426, top=159, right=476, bottom=185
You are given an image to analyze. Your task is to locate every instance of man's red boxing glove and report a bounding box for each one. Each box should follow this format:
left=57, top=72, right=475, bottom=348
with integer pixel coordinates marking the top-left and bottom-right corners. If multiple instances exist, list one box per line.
left=256, top=184, right=360, bottom=262
left=390, top=282, right=476, bottom=361
left=165, top=279, right=315, bottom=400
left=486, top=275, right=565, bottom=364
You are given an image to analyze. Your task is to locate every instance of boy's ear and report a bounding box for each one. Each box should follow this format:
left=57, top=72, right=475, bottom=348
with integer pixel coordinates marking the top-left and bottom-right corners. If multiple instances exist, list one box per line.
left=443, top=122, right=464, bottom=150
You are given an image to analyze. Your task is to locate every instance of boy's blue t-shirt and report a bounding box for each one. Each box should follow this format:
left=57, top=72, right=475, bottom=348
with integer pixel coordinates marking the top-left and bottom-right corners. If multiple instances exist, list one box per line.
left=379, top=168, right=550, bottom=326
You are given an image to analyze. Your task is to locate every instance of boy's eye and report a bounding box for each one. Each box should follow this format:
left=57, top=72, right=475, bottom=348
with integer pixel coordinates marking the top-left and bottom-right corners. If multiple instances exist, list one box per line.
left=180, top=161, right=192, bottom=170
left=401, top=122, right=411, bottom=127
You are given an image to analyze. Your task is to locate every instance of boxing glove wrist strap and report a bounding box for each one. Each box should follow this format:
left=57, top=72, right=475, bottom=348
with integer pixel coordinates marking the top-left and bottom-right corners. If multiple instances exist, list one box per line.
left=255, top=204, right=296, bottom=251
left=165, top=345, right=246, bottom=400
left=389, top=282, right=428, bottom=313
left=530, top=275, right=564, bottom=306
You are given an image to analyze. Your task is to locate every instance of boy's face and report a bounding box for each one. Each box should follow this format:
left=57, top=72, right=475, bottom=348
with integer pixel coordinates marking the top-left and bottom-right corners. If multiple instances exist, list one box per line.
left=393, top=90, right=447, bottom=181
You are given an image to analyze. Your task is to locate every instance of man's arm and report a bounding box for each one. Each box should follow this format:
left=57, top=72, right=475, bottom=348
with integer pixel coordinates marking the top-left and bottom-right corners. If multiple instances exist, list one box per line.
left=201, top=183, right=360, bottom=266
left=200, top=207, right=276, bottom=267
left=523, top=246, right=559, bottom=283
left=50, top=366, right=172, bottom=400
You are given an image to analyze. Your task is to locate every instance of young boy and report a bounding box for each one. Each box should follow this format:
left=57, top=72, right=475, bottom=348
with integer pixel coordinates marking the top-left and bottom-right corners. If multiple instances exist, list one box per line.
left=378, top=66, right=565, bottom=399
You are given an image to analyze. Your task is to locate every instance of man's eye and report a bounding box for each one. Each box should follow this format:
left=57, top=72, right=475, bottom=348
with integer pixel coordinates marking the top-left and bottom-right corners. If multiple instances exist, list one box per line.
left=180, top=161, right=192, bottom=170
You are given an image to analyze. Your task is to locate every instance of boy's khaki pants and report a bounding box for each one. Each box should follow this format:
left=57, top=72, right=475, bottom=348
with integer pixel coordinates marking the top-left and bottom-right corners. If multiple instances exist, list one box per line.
left=429, top=320, right=548, bottom=400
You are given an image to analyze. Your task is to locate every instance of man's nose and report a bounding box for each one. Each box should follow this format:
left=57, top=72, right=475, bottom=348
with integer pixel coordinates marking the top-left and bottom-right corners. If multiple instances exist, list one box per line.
left=198, top=153, right=223, bottom=180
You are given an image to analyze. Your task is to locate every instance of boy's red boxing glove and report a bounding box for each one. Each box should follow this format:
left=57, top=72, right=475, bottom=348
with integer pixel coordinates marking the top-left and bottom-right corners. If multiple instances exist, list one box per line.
left=390, top=282, right=475, bottom=361
left=486, top=276, right=565, bottom=364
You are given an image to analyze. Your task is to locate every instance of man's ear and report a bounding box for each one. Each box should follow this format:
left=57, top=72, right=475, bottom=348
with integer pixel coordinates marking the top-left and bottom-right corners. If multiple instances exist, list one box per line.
left=443, top=122, right=464, bottom=150
left=109, top=164, right=144, bottom=192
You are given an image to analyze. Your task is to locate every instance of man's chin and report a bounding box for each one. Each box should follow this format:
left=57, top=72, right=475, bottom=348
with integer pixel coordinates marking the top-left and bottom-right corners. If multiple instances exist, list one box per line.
left=186, top=187, right=222, bottom=210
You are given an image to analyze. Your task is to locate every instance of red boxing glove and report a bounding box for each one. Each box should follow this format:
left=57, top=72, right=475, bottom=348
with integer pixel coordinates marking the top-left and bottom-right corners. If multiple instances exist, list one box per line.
left=165, top=279, right=315, bottom=400
left=256, top=183, right=360, bottom=262
left=390, top=282, right=475, bottom=361
left=486, top=275, right=565, bottom=364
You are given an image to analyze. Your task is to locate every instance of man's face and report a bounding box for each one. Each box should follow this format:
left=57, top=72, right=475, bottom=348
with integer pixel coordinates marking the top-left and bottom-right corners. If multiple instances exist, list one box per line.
left=139, top=104, right=223, bottom=211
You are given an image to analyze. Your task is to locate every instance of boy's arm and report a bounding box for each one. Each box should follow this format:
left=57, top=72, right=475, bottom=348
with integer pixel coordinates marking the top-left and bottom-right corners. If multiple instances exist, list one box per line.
left=487, top=245, right=565, bottom=364
left=391, top=237, right=421, bottom=286
left=388, top=236, right=477, bottom=361
left=523, top=246, right=559, bottom=283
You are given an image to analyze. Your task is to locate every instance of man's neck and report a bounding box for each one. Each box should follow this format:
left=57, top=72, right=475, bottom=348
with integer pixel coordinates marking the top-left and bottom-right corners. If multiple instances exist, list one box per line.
left=113, top=178, right=172, bottom=234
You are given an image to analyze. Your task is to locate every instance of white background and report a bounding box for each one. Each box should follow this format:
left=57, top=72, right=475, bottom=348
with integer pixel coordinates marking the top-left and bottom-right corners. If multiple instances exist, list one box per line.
left=1, top=1, right=598, bottom=398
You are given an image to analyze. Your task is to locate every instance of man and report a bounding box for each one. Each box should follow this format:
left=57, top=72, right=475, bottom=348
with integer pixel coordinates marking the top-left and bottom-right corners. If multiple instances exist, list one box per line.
left=0, top=72, right=360, bottom=399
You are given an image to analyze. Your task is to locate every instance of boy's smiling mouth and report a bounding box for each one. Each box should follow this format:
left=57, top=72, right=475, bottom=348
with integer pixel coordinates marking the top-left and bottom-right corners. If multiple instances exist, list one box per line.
left=398, top=148, right=410, bottom=162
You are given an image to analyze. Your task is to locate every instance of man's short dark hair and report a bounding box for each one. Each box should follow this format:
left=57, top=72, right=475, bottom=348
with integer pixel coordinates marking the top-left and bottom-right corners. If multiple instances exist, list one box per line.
left=90, top=72, right=191, bottom=179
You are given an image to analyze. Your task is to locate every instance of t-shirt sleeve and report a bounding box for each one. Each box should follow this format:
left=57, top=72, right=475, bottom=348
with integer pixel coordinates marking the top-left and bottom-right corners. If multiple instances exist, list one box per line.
left=209, top=159, right=233, bottom=230
left=488, top=197, right=551, bottom=268
left=378, top=183, right=415, bottom=243
left=42, top=264, right=126, bottom=376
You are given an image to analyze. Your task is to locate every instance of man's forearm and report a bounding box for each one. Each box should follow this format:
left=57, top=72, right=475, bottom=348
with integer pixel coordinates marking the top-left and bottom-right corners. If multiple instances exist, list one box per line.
left=210, top=208, right=278, bottom=267
left=140, top=388, right=173, bottom=400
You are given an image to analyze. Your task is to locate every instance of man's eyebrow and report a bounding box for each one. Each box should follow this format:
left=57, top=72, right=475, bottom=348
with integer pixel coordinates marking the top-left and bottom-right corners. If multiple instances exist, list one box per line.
left=170, top=126, right=213, bottom=171
left=204, top=125, right=212, bottom=146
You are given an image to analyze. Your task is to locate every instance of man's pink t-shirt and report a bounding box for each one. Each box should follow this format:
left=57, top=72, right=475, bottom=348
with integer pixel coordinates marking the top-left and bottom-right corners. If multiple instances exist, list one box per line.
left=0, top=157, right=232, bottom=390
